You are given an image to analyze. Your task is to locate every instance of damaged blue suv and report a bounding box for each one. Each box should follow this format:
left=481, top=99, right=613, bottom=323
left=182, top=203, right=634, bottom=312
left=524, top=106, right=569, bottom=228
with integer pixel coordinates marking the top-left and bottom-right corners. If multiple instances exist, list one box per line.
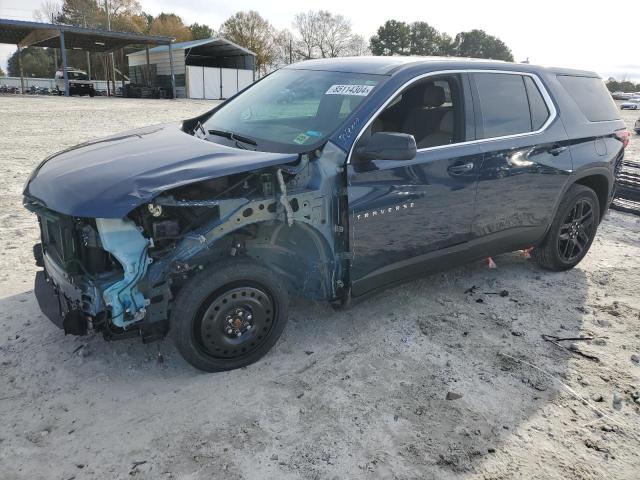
left=24, top=57, right=629, bottom=371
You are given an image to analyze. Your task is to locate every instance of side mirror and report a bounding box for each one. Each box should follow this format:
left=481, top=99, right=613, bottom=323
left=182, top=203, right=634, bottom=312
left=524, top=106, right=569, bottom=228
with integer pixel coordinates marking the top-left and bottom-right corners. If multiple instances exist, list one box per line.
left=355, top=132, right=417, bottom=161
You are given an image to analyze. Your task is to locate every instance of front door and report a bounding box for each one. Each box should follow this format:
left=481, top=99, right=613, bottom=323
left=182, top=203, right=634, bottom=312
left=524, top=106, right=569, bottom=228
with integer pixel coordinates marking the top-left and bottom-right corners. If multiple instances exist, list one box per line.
left=347, top=74, right=480, bottom=295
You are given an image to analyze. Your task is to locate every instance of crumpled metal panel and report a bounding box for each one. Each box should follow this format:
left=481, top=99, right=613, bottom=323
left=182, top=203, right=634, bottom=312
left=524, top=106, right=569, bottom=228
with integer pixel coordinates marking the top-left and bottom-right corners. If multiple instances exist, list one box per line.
left=24, top=123, right=298, bottom=218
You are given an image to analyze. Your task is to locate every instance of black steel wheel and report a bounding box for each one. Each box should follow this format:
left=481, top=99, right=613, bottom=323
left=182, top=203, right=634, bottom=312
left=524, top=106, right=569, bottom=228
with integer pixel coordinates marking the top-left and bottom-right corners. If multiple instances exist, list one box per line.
left=196, top=286, right=276, bottom=359
left=533, top=184, right=601, bottom=271
left=171, top=260, right=289, bottom=372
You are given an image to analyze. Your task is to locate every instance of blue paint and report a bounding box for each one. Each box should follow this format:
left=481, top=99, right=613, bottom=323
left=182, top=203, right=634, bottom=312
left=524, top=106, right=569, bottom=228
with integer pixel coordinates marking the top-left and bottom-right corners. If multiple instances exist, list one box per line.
left=95, top=218, right=150, bottom=328
left=25, top=123, right=297, bottom=218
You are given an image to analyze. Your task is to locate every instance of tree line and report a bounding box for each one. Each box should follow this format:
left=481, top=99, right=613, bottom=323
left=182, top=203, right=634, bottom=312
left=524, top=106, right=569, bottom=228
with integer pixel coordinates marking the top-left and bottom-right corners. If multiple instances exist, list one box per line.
left=370, top=21, right=513, bottom=61
left=6, top=0, right=515, bottom=79
left=605, top=78, right=640, bottom=93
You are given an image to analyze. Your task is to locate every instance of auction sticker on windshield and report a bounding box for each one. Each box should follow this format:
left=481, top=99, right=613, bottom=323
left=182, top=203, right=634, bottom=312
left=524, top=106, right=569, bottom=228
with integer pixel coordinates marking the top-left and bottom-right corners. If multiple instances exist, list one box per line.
left=325, top=84, right=374, bottom=96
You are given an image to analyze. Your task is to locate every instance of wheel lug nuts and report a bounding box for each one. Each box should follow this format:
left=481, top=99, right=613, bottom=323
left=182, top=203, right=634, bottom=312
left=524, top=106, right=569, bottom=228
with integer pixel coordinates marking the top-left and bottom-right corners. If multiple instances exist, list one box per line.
left=246, top=325, right=252, bottom=330
left=226, top=328, right=233, bottom=334
left=236, top=332, right=242, bottom=337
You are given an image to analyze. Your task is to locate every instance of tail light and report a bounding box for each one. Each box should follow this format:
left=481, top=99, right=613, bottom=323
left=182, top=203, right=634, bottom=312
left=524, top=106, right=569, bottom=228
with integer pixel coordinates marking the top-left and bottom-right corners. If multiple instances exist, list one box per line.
left=615, top=130, right=630, bottom=149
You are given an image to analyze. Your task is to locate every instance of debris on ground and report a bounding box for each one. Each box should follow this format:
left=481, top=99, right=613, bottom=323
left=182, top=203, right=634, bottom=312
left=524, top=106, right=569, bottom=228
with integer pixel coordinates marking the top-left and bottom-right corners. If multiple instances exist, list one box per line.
left=541, top=334, right=600, bottom=362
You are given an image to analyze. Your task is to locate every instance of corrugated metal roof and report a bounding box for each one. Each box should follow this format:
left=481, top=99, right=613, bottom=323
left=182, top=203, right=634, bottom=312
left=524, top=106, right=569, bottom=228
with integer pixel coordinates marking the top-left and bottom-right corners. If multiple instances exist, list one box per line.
left=128, top=37, right=255, bottom=57
left=0, top=18, right=172, bottom=51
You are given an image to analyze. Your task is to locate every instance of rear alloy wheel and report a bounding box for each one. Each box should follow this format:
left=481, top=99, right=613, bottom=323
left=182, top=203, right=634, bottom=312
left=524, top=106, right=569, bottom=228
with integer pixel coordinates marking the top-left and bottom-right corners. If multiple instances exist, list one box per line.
left=533, top=184, right=600, bottom=271
left=171, top=260, right=289, bottom=372
left=557, top=198, right=596, bottom=263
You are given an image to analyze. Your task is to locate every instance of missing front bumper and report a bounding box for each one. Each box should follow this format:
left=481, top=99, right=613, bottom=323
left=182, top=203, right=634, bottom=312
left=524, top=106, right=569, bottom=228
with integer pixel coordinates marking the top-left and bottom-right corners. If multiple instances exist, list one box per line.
left=34, top=270, right=87, bottom=335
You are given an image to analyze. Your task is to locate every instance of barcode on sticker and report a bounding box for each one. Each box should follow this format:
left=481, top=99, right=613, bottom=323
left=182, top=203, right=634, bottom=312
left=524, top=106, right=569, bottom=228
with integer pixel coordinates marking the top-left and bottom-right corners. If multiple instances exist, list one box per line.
left=325, top=84, right=374, bottom=96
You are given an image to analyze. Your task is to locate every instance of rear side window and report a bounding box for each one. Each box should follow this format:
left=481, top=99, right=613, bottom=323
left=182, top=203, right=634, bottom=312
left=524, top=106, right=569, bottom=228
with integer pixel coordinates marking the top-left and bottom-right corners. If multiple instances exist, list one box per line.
left=556, top=75, right=620, bottom=122
left=524, top=76, right=550, bottom=130
left=473, top=73, right=532, bottom=138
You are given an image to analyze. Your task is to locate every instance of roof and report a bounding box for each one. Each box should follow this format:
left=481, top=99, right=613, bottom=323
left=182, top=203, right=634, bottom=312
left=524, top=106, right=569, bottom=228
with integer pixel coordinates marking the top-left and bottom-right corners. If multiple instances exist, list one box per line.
left=0, top=18, right=172, bottom=52
left=285, top=56, right=599, bottom=78
left=128, top=37, right=255, bottom=57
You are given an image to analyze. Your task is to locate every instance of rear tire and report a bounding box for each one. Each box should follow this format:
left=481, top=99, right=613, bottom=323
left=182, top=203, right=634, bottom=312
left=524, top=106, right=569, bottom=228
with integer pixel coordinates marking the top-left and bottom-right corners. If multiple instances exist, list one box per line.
left=533, top=184, right=600, bottom=271
left=171, top=259, right=289, bottom=372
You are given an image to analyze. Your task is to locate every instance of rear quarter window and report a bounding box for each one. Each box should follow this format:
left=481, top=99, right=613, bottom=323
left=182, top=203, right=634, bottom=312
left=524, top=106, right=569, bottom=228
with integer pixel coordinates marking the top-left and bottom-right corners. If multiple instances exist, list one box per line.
left=556, top=75, right=620, bottom=122
left=524, top=76, right=550, bottom=130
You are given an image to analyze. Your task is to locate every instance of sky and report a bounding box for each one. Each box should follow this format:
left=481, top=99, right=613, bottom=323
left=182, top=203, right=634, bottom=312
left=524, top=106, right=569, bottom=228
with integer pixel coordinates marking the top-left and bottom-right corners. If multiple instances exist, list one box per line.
left=1, top=0, right=639, bottom=82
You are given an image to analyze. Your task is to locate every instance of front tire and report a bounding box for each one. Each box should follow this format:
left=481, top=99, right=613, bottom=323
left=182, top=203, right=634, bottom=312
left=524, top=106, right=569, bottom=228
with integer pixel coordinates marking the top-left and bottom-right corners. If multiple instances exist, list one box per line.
left=171, top=259, right=289, bottom=372
left=533, top=184, right=600, bottom=271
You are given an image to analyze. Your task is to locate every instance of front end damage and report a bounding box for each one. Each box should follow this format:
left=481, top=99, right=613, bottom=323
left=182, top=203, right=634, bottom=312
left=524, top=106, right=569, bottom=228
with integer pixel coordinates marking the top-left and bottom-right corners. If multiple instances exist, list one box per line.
left=24, top=142, right=349, bottom=341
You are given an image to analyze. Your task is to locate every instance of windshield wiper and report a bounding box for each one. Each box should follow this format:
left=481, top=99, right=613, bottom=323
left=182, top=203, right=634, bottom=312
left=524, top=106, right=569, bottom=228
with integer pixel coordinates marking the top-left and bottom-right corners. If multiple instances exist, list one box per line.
left=208, top=129, right=258, bottom=147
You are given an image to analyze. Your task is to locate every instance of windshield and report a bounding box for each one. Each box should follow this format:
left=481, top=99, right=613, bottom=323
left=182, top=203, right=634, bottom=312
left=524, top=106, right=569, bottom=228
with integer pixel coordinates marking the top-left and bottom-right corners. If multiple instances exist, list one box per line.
left=203, top=69, right=383, bottom=153
left=69, top=71, right=88, bottom=80
left=58, top=71, right=89, bottom=80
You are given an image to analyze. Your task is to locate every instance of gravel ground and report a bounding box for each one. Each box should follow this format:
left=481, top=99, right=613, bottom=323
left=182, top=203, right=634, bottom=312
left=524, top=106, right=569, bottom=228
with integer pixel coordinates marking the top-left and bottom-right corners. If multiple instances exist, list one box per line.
left=1, top=95, right=640, bottom=480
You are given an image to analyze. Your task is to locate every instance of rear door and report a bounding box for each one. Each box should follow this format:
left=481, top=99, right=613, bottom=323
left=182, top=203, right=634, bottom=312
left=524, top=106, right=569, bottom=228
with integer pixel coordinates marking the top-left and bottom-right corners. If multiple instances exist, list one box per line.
left=469, top=72, right=572, bottom=246
left=347, top=73, right=482, bottom=295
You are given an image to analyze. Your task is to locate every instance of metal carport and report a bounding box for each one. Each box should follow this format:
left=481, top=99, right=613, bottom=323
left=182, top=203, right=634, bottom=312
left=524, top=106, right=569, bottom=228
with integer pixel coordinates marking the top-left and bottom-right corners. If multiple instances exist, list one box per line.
left=128, top=37, right=256, bottom=99
left=0, top=19, right=175, bottom=97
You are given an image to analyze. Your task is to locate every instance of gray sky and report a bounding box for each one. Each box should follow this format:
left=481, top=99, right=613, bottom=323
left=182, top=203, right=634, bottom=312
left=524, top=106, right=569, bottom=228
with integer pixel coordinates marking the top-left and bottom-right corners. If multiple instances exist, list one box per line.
left=1, top=0, right=639, bottom=81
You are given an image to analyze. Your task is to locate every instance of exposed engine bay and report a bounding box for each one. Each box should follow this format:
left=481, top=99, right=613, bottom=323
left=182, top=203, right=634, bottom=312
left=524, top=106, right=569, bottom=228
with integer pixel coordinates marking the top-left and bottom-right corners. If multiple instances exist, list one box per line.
left=24, top=140, right=349, bottom=341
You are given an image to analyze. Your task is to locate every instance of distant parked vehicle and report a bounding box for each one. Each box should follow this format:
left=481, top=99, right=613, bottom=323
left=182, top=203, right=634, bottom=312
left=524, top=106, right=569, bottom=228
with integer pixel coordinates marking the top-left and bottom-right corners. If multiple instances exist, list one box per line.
left=55, top=68, right=96, bottom=97
left=635, top=117, right=640, bottom=134
left=621, top=98, right=640, bottom=110
left=612, top=91, right=627, bottom=100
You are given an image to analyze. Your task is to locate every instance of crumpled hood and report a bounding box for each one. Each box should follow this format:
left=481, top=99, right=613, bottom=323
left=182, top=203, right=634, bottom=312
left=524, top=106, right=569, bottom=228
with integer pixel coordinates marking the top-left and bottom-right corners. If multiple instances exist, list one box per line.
left=24, top=123, right=297, bottom=218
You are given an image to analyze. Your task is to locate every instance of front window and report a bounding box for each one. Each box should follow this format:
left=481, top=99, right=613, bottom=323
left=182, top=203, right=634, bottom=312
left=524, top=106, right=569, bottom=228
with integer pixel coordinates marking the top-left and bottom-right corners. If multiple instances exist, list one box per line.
left=203, top=69, right=383, bottom=153
left=360, top=75, right=465, bottom=149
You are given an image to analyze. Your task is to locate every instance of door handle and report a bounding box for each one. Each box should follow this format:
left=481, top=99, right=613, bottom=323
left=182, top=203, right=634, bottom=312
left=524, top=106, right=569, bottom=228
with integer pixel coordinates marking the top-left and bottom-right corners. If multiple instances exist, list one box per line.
left=448, top=162, right=474, bottom=175
left=547, top=145, right=567, bottom=156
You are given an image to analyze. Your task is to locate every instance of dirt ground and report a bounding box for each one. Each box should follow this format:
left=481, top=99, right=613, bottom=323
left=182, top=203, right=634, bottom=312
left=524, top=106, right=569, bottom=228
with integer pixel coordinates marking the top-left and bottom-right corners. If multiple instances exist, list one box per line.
left=1, top=96, right=639, bottom=480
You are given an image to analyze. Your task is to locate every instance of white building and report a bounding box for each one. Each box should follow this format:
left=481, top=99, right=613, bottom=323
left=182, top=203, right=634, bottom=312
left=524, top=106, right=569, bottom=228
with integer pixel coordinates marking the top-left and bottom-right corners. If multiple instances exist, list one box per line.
left=128, top=37, right=256, bottom=99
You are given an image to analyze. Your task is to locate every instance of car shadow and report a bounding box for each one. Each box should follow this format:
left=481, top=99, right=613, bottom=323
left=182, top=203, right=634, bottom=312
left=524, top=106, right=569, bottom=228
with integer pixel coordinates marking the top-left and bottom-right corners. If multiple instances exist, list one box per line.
left=0, top=252, right=593, bottom=478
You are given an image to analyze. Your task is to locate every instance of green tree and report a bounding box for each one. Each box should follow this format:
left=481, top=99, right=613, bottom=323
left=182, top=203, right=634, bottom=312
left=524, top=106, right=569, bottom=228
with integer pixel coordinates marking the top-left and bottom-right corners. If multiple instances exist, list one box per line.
left=149, top=13, right=193, bottom=41
left=370, top=20, right=410, bottom=56
left=137, top=12, right=154, bottom=33
left=0, top=66, right=5, bottom=76
left=452, top=29, right=513, bottom=61
left=409, top=21, right=451, bottom=56
left=7, top=47, right=56, bottom=77
left=56, top=0, right=143, bottom=32
left=56, top=0, right=102, bottom=28
left=220, top=11, right=276, bottom=74
left=190, top=23, right=214, bottom=40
